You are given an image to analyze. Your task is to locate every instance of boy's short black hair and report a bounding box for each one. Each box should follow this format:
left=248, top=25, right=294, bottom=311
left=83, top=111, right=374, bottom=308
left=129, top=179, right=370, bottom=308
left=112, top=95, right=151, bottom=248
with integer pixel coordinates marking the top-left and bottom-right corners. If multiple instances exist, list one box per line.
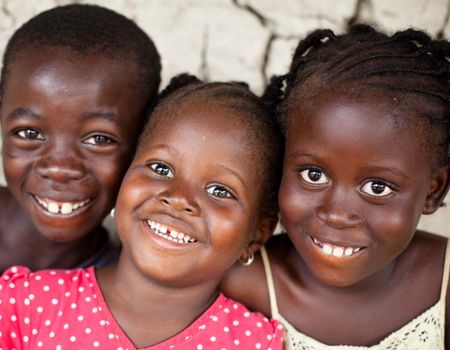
left=1, top=4, right=161, bottom=110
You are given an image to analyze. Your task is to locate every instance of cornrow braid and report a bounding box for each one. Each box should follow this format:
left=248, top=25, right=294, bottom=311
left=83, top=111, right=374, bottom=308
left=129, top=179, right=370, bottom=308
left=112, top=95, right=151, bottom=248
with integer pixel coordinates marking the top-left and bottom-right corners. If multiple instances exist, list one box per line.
left=264, top=24, right=450, bottom=166
left=142, top=73, right=284, bottom=217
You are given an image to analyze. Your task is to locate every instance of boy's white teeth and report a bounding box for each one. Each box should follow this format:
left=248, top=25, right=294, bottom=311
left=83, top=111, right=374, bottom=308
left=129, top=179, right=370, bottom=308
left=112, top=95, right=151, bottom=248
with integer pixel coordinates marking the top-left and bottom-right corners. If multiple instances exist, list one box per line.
left=147, top=220, right=197, bottom=244
left=35, top=196, right=90, bottom=215
left=312, top=237, right=362, bottom=257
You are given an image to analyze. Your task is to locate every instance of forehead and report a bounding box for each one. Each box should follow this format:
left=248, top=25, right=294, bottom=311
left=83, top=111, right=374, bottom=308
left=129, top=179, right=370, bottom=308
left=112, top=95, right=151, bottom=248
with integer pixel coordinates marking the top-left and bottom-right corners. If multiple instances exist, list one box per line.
left=140, top=97, right=266, bottom=163
left=286, top=92, right=433, bottom=166
left=1, top=47, right=145, bottom=130
left=7, top=46, right=135, bottom=83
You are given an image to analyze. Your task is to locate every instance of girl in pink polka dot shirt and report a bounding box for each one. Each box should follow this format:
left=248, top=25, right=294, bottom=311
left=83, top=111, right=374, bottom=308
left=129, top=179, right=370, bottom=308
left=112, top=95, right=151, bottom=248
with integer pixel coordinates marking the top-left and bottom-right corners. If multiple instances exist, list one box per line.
left=0, top=74, right=285, bottom=350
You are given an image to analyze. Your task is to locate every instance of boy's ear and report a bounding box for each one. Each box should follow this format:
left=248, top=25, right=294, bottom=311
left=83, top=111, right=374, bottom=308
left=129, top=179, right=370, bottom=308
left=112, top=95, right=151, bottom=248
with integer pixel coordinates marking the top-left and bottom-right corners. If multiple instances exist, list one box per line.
left=239, top=215, right=278, bottom=263
left=423, top=165, right=450, bottom=215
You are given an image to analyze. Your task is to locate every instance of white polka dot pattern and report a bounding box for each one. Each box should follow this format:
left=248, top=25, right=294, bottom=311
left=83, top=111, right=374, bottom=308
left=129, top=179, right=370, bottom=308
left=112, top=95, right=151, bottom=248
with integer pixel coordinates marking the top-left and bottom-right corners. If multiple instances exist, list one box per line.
left=0, top=266, right=284, bottom=349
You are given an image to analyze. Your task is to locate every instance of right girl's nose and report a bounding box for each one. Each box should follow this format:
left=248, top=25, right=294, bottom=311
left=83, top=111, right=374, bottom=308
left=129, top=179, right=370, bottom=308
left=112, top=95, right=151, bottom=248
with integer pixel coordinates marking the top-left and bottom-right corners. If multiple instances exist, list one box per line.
left=316, top=205, right=363, bottom=229
left=315, top=190, right=363, bottom=229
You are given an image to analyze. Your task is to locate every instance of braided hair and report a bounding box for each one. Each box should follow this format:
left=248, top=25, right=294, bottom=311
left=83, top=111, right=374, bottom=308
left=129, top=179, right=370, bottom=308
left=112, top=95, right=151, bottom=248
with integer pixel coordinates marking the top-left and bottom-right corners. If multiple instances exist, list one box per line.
left=264, top=24, right=450, bottom=167
left=141, top=73, right=284, bottom=217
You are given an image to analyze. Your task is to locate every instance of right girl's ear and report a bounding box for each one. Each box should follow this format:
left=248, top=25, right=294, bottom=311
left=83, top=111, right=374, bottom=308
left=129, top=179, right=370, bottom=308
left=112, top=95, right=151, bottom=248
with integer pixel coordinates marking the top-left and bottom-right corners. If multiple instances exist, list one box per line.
left=422, top=164, right=450, bottom=214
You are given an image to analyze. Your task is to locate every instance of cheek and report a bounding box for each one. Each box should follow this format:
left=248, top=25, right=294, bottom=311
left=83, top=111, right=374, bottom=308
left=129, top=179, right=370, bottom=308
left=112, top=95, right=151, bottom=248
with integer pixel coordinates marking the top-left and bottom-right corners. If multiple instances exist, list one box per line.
left=89, top=153, right=133, bottom=192
left=279, top=172, right=312, bottom=226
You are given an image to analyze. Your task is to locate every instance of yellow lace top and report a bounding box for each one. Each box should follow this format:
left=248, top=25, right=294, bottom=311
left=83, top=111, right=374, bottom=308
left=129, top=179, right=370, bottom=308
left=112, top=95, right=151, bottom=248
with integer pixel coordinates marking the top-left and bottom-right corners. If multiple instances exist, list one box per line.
left=260, top=239, right=449, bottom=350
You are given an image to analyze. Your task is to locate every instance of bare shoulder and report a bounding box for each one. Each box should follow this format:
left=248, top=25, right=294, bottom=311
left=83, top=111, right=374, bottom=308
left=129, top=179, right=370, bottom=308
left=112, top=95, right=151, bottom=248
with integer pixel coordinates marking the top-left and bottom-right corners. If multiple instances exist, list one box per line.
left=219, top=234, right=293, bottom=316
left=0, top=186, right=24, bottom=221
left=219, top=247, right=269, bottom=315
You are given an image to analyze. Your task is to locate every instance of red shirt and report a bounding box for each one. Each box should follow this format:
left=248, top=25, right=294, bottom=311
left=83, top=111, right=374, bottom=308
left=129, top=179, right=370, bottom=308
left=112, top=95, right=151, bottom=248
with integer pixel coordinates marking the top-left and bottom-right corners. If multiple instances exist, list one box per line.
left=0, top=266, right=284, bottom=349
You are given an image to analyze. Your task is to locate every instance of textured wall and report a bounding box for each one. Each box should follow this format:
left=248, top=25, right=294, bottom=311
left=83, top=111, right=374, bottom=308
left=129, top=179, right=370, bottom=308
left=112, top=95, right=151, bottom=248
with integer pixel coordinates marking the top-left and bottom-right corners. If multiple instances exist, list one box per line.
left=0, top=0, right=448, bottom=236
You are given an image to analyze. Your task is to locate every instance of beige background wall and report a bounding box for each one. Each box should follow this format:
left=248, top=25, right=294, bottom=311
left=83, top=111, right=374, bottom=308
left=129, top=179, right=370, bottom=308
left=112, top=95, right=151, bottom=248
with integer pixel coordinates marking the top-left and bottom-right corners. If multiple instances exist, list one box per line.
left=0, top=0, right=448, bottom=236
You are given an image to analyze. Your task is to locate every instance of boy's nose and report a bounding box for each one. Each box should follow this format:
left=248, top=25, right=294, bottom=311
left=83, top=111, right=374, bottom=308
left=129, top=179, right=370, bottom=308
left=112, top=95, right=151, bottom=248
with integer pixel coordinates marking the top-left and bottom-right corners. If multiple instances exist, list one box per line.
left=35, top=156, right=85, bottom=182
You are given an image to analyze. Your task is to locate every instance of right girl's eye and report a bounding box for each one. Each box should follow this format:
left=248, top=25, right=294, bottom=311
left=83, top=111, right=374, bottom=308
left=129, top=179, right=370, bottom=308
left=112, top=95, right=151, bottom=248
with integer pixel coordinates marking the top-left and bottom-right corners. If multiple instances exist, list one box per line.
left=149, top=162, right=174, bottom=178
left=299, top=167, right=329, bottom=185
left=15, top=128, right=44, bottom=140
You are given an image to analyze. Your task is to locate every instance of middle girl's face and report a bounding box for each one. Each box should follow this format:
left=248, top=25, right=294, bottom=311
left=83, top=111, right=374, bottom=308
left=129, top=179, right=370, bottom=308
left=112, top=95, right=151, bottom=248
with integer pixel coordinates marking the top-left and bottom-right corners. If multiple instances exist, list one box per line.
left=279, top=93, right=439, bottom=287
left=115, top=99, right=265, bottom=287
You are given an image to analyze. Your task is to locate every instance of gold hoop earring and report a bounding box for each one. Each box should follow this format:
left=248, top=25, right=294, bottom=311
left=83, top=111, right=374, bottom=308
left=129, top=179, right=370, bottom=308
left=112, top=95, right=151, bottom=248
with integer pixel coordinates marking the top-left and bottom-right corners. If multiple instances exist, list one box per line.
left=239, top=252, right=254, bottom=266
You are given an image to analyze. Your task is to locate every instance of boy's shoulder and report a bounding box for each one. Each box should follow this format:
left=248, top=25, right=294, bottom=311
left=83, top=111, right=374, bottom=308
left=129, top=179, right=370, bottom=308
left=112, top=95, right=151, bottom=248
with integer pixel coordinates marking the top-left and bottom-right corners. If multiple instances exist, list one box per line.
left=0, top=186, right=24, bottom=222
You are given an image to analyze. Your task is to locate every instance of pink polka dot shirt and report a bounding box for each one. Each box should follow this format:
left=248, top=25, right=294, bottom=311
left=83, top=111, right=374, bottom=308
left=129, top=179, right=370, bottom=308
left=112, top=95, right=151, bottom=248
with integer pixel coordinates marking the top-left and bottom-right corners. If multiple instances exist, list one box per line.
left=0, top=266, right=284, bottom=349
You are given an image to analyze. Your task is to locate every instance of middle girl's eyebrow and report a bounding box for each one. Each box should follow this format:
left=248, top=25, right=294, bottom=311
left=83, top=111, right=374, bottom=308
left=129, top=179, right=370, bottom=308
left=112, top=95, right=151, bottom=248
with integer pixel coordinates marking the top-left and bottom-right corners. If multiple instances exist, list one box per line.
left=216, top=164, right=247, bottom=191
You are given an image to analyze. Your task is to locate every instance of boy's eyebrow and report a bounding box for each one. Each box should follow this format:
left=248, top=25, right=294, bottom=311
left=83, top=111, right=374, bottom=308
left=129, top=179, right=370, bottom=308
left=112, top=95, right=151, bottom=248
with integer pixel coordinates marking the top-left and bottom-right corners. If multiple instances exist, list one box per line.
left=82, top=111, right=119, bottom=122
left=6, top=107, right=40, bottom=119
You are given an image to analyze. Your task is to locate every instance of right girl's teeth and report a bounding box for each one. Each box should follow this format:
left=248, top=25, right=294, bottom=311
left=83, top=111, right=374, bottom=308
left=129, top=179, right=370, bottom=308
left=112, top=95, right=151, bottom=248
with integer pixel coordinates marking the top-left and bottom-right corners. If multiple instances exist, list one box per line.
left=312, top=237, right=362, bottom=257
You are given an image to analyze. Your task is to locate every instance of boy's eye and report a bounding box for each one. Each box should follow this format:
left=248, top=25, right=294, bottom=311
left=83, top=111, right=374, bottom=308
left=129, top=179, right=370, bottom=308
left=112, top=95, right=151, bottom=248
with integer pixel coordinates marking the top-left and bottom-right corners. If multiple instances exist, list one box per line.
left=83, top=135, right=115, bottom=145
left=206, top=185, right=233, bottom=199
left=361, top=181, right=394, bottom=197
left=299, top=168, right=328, bottom=185
left=149, top=162, right=174, bottom=178
left=15, top=128, right=44, bottom=140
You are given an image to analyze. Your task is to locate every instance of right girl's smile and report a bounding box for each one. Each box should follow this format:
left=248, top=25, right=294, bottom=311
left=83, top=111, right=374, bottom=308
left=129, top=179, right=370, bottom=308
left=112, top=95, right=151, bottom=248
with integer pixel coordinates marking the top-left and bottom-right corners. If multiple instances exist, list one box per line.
left=280, top=93, right=438, bottom=287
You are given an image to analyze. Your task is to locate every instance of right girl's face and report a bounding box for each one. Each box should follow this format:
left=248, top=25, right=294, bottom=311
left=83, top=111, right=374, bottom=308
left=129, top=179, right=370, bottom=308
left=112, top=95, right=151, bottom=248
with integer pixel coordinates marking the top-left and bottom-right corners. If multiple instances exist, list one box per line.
left=0, top=48, right=144, bottom=242
left=279, top=94, right=442, bottom=287
left=114, top=100, right=266, bottom=287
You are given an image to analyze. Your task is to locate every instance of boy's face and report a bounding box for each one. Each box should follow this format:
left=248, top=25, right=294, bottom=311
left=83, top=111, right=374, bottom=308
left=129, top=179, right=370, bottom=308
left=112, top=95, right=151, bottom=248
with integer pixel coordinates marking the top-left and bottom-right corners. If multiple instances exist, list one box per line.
left=115, top=99, right=267, bottom=287
left=279, top=93, right=444, bottom=287
left=1, top=47, right=145, bottom=242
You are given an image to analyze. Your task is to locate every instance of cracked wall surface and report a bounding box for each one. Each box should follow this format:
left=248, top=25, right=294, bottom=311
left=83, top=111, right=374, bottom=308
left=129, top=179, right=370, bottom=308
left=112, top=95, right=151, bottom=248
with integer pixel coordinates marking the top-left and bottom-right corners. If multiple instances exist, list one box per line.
left=0, top=0, right=449, bottom=236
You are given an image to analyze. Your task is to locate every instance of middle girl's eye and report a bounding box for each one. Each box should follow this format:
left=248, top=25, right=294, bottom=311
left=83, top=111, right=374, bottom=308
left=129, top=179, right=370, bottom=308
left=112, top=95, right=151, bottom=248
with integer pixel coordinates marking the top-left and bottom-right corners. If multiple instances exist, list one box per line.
left=149, top=162, right=174, bottom=178
left=16, top=128, right=44, bottom=140
left=206, top=185, right=233, bottom=199
left=299, top=168, right=328, bottom=185
left=361, top=181, right=394, bottom=197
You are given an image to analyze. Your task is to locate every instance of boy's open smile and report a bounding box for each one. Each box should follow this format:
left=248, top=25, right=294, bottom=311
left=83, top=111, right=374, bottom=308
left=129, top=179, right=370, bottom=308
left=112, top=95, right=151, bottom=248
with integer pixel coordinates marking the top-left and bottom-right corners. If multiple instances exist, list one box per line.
left=33, top=194, right=91, bottom=216
left=1, top=48, right=144, bottom=242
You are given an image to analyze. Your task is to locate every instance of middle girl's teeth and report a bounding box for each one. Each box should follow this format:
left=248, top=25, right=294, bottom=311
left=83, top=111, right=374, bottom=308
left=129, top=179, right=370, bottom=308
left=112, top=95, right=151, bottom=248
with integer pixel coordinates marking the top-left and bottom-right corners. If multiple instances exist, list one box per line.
left=147, top=220, right=197, bottom=244
left=312, top=237, right=362, bottom=257
left=35, top=196, right=89, bottom=215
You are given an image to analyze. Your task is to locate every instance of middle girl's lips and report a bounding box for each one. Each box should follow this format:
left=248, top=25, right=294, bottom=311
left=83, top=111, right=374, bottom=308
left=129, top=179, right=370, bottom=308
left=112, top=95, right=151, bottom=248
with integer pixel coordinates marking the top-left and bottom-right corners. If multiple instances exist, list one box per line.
left=309, top=235, right=365, bottom=258
left=147, top=220, right=197, bottom=244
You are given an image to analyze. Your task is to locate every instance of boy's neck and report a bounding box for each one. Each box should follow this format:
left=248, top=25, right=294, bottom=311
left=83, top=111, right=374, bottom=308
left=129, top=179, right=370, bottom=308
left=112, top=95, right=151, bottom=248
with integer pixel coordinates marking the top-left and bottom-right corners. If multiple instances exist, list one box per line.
left=0, top=189, right=109, bottom=271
